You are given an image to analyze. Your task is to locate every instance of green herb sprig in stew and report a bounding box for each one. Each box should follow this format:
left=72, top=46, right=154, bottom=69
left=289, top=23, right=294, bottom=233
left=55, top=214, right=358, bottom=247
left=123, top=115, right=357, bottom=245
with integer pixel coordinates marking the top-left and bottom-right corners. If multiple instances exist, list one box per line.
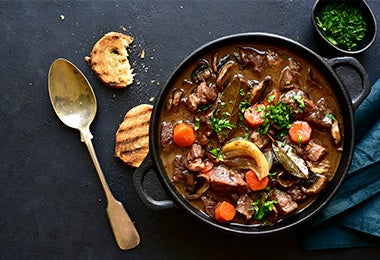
left=316, top=3, right=367, bottom=51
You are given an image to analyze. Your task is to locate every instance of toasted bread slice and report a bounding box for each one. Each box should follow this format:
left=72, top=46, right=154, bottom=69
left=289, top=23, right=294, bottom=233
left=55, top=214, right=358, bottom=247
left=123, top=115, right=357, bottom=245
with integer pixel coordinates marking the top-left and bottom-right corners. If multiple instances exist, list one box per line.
left=115, top=104, right=153, bottom=167
left=85, top=32, right=134, bottom=88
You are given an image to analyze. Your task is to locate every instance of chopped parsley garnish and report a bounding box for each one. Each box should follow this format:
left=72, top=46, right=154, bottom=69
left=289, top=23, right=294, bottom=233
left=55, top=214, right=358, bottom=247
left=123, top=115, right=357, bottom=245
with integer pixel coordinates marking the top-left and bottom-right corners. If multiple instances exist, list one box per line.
left=209, top=148, right=223, bottom=161
left=267, top=94, right=276, bottom=104
left=194, top=116, right=200, bottom=131
left=297, top=134, right=303, bottom=144
left=211, top=115, right=236, bottom=133
left=292, top=95, right=305, bottom=113
left=327, top=113, right=336, bottom=121
left=238, top=100, right=251, bottom=121
left=268, top=171, right=278, bottom=178
left=316, top=3, right=367, bottom=51
left=257, top=101, right=295, bottom=138
left=252, top=197, right=278, bottom=220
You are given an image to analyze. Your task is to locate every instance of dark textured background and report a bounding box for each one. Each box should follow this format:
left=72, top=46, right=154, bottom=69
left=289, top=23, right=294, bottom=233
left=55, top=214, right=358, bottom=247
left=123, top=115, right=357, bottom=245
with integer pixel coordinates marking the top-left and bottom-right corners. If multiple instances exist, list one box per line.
left=1, top=0, right=379, bottom=258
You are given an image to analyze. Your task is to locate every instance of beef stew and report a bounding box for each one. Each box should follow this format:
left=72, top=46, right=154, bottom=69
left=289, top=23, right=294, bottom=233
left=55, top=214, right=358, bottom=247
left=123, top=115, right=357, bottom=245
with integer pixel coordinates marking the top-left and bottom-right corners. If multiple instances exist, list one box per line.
left=158, top=43, right=343, bottom=226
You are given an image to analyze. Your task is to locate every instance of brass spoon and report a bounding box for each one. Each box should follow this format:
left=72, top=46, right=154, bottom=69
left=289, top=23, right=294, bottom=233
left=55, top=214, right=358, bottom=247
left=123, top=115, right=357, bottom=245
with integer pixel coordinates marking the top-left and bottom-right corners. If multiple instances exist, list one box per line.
left=48, top=58, right=140, bottom=250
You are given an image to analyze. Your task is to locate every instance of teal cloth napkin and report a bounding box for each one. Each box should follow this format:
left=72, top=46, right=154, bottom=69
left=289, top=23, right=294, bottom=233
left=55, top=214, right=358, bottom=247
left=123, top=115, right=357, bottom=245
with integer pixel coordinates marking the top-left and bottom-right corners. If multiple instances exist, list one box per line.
left=302, top=78, right=380, bottom=250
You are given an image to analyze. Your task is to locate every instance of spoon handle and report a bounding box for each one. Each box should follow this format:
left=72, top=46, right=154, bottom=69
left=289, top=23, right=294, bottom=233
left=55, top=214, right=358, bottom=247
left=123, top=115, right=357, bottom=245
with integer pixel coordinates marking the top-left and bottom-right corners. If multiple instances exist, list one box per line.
left=81, top=128, right=140, bottom=250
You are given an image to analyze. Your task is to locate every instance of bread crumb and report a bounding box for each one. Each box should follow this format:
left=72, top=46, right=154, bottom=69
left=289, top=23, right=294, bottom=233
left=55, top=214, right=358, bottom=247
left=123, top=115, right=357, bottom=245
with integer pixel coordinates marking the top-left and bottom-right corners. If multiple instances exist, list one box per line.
left=60, top=15, right=65, bottom=20
left=140, top=50, right=145, bottom=59
left=150, top=97, right=155, bottom=102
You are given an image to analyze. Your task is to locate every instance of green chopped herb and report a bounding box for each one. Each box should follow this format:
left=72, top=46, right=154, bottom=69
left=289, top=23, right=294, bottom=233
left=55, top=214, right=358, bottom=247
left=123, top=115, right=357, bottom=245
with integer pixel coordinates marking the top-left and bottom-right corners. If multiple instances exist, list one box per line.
left=211, top=115, right=236, bottom=133
left=238, top=100, right=251, bottom=121
left=256, top=105, right=265, bottom=112
left=297, top=134, right=303, bottom=144
left=194, top=116, right=200, bottom=131
left=327, top=113, right=336, bottom=121
left=258, top=102, right=295, bottom=138
left=315, top=3, right=367, bottom=51
left=268, top=171, right=278, bottom=178
left=292, top=95, right=305, bottom=113
left=200, top=104, right=212, bottom=111
left=210, top=148, right=223, bottom=161
left=267, top=94, right=275, bottom=104
left=252, top=198, right=278, bottom=220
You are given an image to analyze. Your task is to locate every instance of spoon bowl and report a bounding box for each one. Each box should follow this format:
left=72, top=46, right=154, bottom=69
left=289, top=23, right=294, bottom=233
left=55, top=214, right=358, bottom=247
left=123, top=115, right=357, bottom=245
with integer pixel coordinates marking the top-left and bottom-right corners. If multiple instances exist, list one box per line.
left=48, top=58, right=140, bottom=250
left=49, top=58, right=96, bottom=131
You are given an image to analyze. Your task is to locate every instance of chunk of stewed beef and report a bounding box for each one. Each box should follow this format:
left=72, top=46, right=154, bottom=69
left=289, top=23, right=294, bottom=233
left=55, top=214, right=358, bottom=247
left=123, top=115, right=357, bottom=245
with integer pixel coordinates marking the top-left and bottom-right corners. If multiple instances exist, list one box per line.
left=236, top=194, right=255, bottom=220
left=279, top=67, right=300, bottom=90
left=183, top=82, right=217, bottom=112
left=201, top=194, right=218, bottom=218
left=280, top=89, right=315, bottom=114
left=172, top=155, right=194, bottom=188
left=287, top=187, right=307, bottom=202
left=269, top=189, right=298, bottom=215
left=303, top=98, right=333, bottom=129
left=238, top=47, right=267, bottom=73
left=187, top=143, right=204, bottom=162
left=304, top=141, right=327, bottom=162
left=249, top=131, right=270, bottom=149
left=186, top=144, right=207, bottom=172
left=160, top=122, right=173, bottom=151
left=209, top=166, right=249, bottom=194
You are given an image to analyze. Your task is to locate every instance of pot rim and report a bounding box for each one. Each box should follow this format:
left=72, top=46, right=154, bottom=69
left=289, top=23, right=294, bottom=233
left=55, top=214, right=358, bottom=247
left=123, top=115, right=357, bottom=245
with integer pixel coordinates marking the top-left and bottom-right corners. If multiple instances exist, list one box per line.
left=148, top=32, right=355, bottom=235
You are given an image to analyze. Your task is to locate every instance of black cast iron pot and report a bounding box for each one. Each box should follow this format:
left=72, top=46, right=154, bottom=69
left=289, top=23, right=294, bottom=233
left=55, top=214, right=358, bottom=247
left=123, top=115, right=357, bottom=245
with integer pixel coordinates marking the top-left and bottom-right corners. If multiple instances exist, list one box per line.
left=134, top=33, right=371, bottom=236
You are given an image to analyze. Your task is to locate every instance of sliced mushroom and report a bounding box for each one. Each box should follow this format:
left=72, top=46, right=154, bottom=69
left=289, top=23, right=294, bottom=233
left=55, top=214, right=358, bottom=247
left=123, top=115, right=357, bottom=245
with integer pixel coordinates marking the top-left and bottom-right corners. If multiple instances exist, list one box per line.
left=216, top=60, right=235, bottom=89
left=185, top=174, right=210, bottom=200
left=211, top=51, right=220, bottom=73
left=301, top=174, right=328, bottom=195
left=306, top=159, right=331, bottom=175
left=276, top=171, right=297, bottom=188
left=248, top=76, right=271, bottom=104
left=166, top=88, right=184, bottom=111
left=331, top=120, right=341, bottom=145
left=212, top=51, right=231, bottom=73
left=191, top=59, right=212, bottom=83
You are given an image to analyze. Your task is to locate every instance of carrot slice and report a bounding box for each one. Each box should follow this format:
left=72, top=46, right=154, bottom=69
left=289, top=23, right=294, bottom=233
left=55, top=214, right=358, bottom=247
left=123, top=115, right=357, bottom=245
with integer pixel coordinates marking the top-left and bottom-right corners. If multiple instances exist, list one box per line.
left=288, top=120, right=312, bottom=144
left=245, top=170, right=269, bottom=191
left=214, top=201, right=236, bottom=223
left=173, top=123, right=195, bottom=147
left=244, top=103, right=266, bottom=128
left=263, top=90, right=280, bottom=106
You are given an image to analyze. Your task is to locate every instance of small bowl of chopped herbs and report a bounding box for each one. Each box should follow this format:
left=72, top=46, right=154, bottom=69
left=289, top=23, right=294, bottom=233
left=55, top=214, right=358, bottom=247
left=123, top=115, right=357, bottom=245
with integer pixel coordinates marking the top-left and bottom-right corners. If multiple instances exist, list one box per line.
left=312, top=0, right=377, bottom=55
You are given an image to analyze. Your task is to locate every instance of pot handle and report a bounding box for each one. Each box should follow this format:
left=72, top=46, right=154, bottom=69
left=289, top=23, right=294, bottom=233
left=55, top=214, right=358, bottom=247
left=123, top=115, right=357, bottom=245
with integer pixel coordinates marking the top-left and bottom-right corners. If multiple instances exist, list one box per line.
left=326, top=57, right=371, bottom=110
left=133, top=154, right=176, bottom=210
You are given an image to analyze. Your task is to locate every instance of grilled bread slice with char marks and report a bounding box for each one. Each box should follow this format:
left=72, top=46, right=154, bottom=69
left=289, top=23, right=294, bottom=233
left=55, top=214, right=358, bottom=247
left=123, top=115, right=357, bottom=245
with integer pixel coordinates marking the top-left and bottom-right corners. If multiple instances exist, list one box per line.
left=115, top=104, right=153, bottom=167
